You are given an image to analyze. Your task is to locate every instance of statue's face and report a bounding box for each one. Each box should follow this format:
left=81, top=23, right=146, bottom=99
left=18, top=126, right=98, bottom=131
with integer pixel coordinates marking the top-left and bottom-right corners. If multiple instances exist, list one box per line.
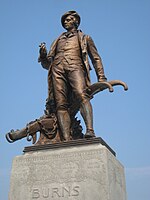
left=63, top=15, right=77, bottom=31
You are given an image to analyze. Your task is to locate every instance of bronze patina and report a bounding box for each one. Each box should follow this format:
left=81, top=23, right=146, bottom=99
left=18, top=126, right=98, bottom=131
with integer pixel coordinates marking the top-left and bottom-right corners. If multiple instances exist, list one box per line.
left=6, top=11, right=128, bottom=145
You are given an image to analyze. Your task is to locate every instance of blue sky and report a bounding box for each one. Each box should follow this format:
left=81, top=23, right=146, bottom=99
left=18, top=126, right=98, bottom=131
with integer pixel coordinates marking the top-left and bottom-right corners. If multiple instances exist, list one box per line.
left=0, top=0, right=150, bottom=199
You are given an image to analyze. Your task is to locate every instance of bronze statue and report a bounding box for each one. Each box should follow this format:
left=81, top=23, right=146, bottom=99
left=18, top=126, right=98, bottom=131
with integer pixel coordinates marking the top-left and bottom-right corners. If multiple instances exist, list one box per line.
left=6, top=11, right=128, bottom=145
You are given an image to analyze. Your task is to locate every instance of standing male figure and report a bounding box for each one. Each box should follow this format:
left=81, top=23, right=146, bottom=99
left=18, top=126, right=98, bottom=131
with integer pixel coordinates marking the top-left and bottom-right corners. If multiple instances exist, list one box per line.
left=39, top=10, right=107, bottom=141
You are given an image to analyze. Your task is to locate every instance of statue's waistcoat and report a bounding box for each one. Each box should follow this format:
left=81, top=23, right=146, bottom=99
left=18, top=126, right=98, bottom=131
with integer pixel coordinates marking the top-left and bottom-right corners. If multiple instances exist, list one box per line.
left=54, top=32, right=82, bottom=65
left=48, top=30, right=91, bottom=86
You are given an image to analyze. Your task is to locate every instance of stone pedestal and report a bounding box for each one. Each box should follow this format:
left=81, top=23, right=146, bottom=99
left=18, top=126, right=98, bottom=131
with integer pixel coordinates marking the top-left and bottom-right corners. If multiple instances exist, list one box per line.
left=9, top=138, right=127, bottom=200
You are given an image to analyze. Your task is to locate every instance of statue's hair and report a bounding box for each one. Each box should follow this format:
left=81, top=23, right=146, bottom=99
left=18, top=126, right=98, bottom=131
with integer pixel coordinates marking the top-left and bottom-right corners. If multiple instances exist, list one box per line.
left=71, top=15, right=79, bottom=28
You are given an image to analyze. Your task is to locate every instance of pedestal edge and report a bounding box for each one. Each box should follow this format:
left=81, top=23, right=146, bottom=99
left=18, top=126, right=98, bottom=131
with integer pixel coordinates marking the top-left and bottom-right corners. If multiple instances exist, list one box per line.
left=23, top=137, right=116, bottom=156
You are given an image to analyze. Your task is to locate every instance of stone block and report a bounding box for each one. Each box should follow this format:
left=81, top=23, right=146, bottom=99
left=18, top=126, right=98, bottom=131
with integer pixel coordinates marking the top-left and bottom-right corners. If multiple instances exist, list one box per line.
left=9, top=140, right=127, bottom=200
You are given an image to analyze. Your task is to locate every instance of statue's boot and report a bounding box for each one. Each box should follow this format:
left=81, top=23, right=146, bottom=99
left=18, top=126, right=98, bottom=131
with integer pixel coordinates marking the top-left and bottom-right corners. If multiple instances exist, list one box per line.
left=57, top=110, right=71, bottom=141
left=80, top=100, right=95, bottom=138
left=6, top=128, right=27, bottom=143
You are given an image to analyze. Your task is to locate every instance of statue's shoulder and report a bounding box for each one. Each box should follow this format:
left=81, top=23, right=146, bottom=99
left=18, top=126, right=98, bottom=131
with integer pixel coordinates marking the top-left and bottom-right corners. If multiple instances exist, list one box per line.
left=78, top=30, right=91, bottom=41
left=50, top=32, right=65, bottom=50
left=78, top=30, right=85, bottom=37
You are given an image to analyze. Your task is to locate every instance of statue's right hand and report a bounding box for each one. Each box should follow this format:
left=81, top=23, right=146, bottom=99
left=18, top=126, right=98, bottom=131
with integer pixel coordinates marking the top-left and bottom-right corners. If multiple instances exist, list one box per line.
left=39, top=42, right=47, bottom=58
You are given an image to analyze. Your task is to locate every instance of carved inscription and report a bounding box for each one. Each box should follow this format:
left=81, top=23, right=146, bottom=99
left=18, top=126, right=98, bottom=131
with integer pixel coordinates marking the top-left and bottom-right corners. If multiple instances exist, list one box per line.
left=15, top=150, right=103, bottom=165
left=10, top=147, right=126, bottom=200
left=13, top=149, right=105, bottom=185
left=32, top=185, right=80, bottom=199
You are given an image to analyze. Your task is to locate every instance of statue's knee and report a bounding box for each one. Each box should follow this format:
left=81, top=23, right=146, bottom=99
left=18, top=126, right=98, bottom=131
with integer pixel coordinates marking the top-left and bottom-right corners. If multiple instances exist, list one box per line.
left=56, top=104, right=68, bottom=111
left=76, top=92, right=90, bottom=104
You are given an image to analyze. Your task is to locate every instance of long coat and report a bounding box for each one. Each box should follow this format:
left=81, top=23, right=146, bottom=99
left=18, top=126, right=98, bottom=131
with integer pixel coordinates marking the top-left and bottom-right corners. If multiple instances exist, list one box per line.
left=39, top=30, right=106, bottom=112
left=39, top=30, right=106, bottom=88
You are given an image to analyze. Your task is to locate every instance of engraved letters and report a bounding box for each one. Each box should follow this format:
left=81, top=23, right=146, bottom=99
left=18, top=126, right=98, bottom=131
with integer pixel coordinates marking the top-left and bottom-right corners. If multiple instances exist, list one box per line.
left=32, top=189, right=40, bottom=198
left=32, top=185, right=80, bottom=199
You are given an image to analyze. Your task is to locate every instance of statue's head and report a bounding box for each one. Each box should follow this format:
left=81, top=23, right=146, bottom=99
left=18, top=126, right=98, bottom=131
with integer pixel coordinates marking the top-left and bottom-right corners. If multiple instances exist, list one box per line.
left=61, top=10, right=81, bottom=30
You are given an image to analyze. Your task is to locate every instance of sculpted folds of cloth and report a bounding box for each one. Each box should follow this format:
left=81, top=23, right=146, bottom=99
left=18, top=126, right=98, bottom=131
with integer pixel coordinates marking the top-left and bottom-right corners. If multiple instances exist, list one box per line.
left=5, top=11, right=128, bottom=145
